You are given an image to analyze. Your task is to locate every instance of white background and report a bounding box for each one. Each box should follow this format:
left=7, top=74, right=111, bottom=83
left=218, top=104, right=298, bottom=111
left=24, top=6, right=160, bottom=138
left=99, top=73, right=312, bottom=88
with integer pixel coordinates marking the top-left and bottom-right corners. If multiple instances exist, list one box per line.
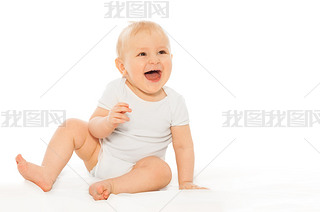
left=0, top=0, right=320, bottom=198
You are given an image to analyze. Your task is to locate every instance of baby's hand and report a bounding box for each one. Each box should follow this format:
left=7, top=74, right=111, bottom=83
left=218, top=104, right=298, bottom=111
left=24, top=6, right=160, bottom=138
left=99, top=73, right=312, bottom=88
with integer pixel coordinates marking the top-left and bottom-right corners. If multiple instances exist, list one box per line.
left=179, top=182, right=209, bottom=190
left=106, top=102, right=132, bottom=129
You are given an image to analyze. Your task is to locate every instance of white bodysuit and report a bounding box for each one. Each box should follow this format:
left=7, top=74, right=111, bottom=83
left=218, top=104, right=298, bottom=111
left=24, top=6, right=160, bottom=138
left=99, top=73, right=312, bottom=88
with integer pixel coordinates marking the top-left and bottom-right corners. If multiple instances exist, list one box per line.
left=90, top=77, right=189, bottom=179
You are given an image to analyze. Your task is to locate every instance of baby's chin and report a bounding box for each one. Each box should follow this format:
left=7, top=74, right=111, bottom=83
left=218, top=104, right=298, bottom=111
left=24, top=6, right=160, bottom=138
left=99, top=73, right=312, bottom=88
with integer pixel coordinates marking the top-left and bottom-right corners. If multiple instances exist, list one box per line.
left=139, top=83, right=166, bottom=97
left=128, top=75, right=169, bottom=94
left=141, top=86, right=163, bottom=95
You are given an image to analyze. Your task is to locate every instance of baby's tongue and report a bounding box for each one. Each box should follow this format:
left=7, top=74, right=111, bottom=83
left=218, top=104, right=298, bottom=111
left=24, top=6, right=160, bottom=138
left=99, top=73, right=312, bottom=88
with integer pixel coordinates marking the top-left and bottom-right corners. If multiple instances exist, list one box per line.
left=145, top=71, right=160, bottom=81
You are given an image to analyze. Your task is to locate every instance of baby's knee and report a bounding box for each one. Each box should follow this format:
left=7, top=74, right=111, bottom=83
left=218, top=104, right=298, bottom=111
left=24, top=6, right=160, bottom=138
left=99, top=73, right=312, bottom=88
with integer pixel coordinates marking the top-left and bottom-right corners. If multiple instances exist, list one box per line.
left=160, top=161, right=172, bottom=185
left=135, top=156, right=172, bottom=185
left=152, top=159, right=172, bottom=187
left=60, top=118, right=88, bottom=132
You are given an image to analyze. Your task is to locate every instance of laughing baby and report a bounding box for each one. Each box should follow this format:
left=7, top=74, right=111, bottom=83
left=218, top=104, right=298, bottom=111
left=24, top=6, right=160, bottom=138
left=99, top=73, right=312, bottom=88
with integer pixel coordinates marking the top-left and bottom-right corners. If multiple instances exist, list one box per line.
left=16, top=21, right=207, bottom=200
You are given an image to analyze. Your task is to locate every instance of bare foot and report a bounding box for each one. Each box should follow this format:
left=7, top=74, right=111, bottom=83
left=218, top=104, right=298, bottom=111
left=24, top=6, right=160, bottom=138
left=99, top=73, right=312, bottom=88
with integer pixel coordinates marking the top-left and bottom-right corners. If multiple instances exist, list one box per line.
left=89, top=179, right=114, bottom=200
left=15, top=154, right=54, bottom=192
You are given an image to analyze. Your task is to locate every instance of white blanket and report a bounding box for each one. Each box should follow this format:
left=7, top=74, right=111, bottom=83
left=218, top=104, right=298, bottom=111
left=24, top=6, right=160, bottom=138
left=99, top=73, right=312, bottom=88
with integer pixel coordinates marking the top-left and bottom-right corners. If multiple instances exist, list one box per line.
left=1, top=164, right=320, bottom=212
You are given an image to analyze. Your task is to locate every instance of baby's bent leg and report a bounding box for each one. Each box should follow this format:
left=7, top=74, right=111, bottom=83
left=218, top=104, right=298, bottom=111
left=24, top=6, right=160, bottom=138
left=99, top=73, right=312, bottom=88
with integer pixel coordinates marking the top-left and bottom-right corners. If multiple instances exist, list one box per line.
left=89, top=156, right=172, bottom=200
left=16, top=118, right=100, bottom=192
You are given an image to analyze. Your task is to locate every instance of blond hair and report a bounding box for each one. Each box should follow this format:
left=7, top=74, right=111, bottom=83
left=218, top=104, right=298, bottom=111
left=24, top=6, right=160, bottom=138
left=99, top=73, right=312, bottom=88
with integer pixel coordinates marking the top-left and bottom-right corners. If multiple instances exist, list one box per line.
left=116, top=21, right=170, bottom=59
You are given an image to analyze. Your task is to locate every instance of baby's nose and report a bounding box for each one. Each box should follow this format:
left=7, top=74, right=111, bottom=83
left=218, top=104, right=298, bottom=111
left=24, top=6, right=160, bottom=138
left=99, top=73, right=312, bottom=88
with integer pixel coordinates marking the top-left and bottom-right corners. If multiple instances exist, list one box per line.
left=148, top=56, right=160, bottom=64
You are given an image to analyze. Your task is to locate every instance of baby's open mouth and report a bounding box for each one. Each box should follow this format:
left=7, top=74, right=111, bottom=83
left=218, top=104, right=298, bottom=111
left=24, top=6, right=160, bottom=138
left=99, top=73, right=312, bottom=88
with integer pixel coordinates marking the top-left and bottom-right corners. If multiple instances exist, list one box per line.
left=144, top=70, right=161, bottom=82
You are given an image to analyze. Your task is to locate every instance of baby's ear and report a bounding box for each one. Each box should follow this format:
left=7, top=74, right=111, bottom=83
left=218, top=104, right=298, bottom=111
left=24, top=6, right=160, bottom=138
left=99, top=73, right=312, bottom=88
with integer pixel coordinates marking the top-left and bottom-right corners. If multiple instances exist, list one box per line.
left=115, top=58, right=126, bottom=76
left=171, top=54, right=173, bottom=59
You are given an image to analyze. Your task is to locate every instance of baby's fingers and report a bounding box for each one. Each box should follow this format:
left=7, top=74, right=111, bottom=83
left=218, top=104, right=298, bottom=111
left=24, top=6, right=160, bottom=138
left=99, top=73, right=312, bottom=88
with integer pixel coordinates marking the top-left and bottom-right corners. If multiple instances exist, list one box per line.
left=115, top=102, right=131, bottom=111
left=114, top=106, right=132, bottom=114
left=195, top=186, right=209, bottom=190
left=116, top=102, right=129, bottom=107
left=180, top=183, right=209, bottom=190
left=112, top=113, right=130, bottom=121
left=191, top=184, right=209, bottom=190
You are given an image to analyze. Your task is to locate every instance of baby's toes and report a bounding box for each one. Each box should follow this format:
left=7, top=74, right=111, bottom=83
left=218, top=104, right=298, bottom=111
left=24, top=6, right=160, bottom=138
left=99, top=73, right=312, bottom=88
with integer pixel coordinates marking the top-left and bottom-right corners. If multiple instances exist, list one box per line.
left=91, top=191, right=103, bottom=201
left=95, top=194, right=105, bottom=201
left=102, top=190, right=111, bottom=199
left=89, top=185, right=105, bottom=200
left=97, top=185, right=105, bottom=195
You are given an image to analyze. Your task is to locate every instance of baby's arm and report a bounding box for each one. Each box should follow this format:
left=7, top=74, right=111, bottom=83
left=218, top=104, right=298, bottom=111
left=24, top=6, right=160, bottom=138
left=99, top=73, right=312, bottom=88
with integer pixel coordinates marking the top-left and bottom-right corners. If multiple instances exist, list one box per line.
left=171, top=125, right=208, bottom=189
left=88, top=102, right=131, bottom=138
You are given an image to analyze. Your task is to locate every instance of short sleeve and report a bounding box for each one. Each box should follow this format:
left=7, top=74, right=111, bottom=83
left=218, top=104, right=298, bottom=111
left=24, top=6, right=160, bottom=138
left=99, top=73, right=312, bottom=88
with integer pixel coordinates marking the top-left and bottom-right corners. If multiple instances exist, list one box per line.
left=171, top=95, right=189, bottom=126
left=97, top=80, right=119, bottom=110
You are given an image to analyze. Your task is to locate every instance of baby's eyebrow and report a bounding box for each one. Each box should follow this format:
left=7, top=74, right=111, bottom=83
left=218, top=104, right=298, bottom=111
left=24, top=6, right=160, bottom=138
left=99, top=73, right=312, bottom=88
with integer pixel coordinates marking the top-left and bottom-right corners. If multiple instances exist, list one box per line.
left=135, top=47, right=149, bottom=51
left=135, top=46, right=169, bottom=51
left=157, top=46, right=169, bottom=50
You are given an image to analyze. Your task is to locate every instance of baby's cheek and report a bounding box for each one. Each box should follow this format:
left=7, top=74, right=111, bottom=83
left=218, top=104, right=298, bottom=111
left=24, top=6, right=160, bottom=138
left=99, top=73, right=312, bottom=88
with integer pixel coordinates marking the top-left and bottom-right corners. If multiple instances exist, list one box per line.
left=163, top=59, right=172, bottom=68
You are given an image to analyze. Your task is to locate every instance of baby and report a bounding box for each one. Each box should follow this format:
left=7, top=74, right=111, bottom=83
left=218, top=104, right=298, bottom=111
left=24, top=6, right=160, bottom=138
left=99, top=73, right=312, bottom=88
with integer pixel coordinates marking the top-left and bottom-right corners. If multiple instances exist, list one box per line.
left=16, top=21, right=207, bottom=200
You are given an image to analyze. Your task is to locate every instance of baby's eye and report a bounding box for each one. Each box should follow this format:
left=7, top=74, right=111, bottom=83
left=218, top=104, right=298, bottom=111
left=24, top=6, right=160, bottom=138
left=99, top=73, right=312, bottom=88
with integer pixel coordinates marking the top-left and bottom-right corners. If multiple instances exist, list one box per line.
left=137, top=52, right=146, bottom=56
left=158, top=50, right=167, bottom=54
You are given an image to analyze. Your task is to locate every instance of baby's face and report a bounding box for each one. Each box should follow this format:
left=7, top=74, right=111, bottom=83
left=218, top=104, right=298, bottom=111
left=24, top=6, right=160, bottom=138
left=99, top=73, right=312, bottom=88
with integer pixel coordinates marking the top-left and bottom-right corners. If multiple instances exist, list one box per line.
left=119, top=30, right=172, bottom=96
